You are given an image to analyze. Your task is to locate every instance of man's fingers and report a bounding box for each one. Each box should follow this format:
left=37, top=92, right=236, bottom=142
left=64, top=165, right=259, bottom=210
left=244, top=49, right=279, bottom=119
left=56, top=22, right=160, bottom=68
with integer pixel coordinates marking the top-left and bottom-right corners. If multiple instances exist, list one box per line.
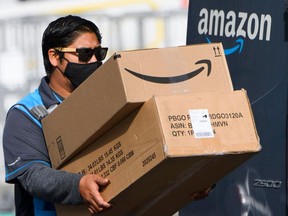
left=79, top=174, right=111, bottom=213
left=88, top=203, right=103, bottom=214
left=190, top=185, right=216, bottom=201
left=88, top=205, right=96, bottom=214
left=90, top=189, right=110, bottom=209
left=88, top=175, right=111, bottom=209
left=94, top=175, right=110, bottom=187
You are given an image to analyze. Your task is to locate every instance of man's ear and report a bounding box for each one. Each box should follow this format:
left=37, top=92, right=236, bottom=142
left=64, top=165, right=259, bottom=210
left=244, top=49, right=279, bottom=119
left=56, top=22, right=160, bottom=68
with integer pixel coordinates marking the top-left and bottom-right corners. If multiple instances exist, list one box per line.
left=48, top=48, right=59, bottom=67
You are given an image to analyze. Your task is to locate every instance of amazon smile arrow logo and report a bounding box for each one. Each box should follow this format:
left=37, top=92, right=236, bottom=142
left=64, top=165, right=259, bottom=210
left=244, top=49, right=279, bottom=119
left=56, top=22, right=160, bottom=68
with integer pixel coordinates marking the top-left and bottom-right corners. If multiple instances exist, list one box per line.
left=124, top=59, right=211, bottom=84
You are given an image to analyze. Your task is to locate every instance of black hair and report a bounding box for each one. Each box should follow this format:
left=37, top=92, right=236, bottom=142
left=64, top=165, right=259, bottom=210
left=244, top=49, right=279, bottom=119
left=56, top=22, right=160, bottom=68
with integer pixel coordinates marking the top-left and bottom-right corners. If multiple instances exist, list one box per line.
left=42, top=15, right=102, bottom=76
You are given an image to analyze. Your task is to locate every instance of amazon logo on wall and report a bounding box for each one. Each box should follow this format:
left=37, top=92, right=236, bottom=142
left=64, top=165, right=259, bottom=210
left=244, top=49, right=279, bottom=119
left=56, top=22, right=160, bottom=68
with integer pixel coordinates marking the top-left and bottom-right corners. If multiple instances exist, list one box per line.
left=197, top=8, right=272, bottom=55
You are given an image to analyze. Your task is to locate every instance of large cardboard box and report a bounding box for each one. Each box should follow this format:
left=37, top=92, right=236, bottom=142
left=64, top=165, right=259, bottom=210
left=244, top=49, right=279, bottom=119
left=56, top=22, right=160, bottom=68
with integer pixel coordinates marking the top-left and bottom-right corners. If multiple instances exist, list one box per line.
left=43, top=43, right=233, bottom=169
left=55, top=90, right=261, bottom=216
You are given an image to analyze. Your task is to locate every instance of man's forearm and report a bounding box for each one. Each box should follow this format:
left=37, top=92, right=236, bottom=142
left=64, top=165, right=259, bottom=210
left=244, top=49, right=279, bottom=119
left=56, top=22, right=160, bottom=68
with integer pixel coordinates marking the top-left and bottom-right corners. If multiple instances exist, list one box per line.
left=17, top=164, right=83, bottom=204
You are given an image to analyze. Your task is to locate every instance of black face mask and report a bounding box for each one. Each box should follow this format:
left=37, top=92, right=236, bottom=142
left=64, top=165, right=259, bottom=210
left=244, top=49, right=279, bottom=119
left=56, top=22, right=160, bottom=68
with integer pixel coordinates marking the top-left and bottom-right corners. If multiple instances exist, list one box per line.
left=60, top=60, right=102, bottom=88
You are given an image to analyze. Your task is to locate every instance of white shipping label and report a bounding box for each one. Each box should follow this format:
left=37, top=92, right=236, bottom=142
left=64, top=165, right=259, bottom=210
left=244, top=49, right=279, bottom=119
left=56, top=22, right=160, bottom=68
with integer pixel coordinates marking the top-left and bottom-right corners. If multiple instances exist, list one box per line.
left=189, top=109, right=214, bottom=138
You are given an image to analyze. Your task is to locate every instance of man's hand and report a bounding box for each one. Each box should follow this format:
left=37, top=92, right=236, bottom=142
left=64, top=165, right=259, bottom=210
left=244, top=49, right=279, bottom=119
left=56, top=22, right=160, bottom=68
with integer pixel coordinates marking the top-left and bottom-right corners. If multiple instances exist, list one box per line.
left=79, top=174, right=111, bottom=214
left=190, top=185, right=216, bottom=201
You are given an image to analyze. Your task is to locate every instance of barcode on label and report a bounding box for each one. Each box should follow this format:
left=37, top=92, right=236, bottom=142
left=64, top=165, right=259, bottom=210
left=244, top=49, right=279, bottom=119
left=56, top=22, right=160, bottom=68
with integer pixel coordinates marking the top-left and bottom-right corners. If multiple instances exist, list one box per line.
left=189, top=109, right=214, bottom=139
left=56, top=136, right=66, bottom=159
left=195, top=132, right=214, bottom=138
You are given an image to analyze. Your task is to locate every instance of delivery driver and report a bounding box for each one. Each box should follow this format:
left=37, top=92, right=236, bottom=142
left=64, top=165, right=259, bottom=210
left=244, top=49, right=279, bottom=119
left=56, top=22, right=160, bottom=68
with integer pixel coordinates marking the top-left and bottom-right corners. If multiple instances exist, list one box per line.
left=3, top=15, right=110, bottom=215
left=2, top=15, right=212, bottom=216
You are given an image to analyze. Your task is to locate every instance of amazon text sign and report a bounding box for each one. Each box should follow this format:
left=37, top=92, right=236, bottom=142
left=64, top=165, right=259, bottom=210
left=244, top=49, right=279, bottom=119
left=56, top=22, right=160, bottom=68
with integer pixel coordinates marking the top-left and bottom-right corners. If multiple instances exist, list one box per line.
left=197, top=9, right=272, bottom=41
left=43, top=43, right=233, bottom=169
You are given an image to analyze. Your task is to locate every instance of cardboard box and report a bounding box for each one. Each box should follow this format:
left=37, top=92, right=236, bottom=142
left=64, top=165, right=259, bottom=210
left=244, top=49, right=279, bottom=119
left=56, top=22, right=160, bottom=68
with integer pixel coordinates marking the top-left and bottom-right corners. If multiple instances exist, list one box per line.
left=55, top=90, right=261, bottom=216
left=43, top=43, right=233, bottom=169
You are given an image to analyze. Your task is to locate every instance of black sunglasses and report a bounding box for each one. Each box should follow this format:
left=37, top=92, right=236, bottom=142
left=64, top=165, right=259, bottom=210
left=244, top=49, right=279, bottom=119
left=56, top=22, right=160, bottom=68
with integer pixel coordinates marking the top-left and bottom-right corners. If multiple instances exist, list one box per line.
left=54, top=47, right=108, bottom=62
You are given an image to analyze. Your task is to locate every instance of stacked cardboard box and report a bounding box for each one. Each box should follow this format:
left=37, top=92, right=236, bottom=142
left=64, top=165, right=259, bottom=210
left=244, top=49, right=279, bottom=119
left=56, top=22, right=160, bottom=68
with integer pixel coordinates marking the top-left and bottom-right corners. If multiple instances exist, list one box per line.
left=42, top=43, right=233, bottom=169
left=42, top=43, right=261, bottom=216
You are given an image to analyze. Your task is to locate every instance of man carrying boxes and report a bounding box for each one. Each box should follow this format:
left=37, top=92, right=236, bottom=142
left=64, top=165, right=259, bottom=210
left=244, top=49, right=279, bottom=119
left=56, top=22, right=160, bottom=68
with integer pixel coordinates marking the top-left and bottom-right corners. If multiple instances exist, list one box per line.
left=2, top=15, right=236, bottom=216
left=41, top=19, right=260, bottom=216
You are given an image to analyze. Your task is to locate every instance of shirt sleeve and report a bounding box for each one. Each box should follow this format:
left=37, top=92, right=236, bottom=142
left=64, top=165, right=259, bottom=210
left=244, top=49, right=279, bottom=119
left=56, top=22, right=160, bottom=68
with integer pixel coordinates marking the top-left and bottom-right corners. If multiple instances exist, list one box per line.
left=3, top=107, right=51, bottom=182
left=17, top=163, right=83, bottom=204
left=3, top=107, right=84, bottom=204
